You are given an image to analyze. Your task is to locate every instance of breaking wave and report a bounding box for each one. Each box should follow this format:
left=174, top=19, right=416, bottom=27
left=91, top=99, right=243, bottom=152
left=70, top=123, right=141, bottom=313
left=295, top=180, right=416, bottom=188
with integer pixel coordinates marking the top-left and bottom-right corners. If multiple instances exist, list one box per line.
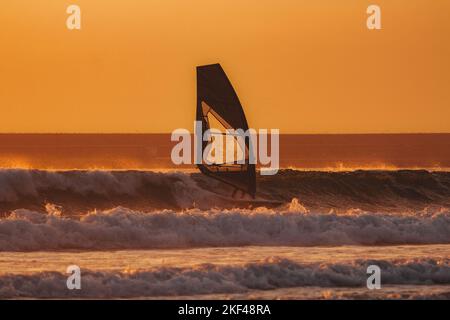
left=0, top=257, right=448, bottom=298
left=1, top=205, right=449, bottom=251
left=0, top=168, right=449, bottom=214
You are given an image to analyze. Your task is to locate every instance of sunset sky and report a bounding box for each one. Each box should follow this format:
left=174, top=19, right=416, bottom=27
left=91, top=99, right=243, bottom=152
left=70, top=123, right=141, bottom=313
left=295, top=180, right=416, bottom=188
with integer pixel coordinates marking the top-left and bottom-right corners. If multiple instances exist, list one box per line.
left=0, top=0, right=449, bottom=133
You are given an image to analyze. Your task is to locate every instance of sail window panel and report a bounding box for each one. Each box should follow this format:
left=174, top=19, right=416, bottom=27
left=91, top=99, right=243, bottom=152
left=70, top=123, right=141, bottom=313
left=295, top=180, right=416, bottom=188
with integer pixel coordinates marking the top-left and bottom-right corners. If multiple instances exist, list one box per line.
left=206, top=110, right=228, bottom=133
left=204, top=135, right=246, bottom=165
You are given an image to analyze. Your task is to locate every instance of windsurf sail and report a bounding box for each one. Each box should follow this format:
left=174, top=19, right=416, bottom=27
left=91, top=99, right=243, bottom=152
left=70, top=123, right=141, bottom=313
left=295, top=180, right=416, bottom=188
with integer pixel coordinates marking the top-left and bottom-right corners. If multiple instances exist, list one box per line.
left=196, top=63, right=256, bottom=198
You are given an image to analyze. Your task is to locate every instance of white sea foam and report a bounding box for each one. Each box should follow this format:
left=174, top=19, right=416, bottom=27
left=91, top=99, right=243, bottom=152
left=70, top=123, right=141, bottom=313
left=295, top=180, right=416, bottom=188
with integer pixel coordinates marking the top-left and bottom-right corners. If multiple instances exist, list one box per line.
left=0, top=205, right=449, bottom=251
left=0, top=257, right=448, bottom=298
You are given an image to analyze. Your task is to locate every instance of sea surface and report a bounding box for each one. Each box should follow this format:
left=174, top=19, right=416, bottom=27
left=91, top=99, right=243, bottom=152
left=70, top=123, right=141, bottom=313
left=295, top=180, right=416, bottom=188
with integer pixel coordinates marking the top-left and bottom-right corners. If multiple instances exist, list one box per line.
left=0, top=134, right=449, bottom=299
left=1, top=245, right=449, bottom=299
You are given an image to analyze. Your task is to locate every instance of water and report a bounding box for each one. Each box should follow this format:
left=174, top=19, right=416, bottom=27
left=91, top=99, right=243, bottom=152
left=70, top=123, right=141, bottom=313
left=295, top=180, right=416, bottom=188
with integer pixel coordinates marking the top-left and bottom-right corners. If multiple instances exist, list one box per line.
left=0, top=133, right=449, bottom=300
left=0, top=245, right=449, bottom=299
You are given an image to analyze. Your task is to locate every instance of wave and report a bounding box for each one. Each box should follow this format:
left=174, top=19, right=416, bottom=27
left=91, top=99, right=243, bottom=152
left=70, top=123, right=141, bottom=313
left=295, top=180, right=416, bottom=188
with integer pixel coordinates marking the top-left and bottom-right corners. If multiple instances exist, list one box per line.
left=0, top=169, right=449, bottom=214
left=1, top=205, right=449, bottom=251
left=0, top=257, right=448, bottom=298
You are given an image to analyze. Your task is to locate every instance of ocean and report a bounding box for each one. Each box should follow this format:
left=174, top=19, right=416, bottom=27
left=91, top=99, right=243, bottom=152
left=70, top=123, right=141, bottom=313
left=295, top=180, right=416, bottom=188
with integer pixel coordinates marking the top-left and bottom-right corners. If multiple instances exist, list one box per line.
left=0, top=134, right=449, bottom=299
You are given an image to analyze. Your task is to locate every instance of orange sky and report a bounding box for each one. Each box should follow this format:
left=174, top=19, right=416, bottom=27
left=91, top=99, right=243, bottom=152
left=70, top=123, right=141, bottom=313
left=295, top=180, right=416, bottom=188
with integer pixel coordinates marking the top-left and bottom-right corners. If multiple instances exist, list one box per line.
left=0, top=0, right=449, bottom=133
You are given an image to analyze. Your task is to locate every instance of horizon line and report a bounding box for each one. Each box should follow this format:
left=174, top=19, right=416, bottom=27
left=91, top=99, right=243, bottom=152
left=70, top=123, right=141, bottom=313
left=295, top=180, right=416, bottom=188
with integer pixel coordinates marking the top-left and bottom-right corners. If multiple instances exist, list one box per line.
left=0, top=132, right=449, bottom=135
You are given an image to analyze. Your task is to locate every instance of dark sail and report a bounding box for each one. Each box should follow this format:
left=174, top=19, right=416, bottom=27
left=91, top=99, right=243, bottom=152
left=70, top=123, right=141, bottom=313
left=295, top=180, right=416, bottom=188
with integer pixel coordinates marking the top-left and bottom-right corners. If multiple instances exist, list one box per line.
left=196, top=63, right=256, bottom=198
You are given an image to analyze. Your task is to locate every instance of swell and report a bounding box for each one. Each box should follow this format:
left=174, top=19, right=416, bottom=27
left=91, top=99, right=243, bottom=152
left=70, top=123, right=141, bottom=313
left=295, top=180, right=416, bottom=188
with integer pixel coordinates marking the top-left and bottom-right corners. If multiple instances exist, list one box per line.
left=0, top=169, right=449, bottom=214
left=1, top=206, right=449, bottom=251
left=258, top=169, right=450, bottom=212
left=0, top=257, right=448, bottom=298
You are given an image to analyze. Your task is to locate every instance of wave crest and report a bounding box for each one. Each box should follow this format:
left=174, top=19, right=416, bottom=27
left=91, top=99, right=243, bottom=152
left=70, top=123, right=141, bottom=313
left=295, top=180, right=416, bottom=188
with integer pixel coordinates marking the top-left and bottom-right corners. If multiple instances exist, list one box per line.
left=1, top=206, right=449, bottom=251
left=0, top=257, right=448, bottom=298
left=0, top=169, right=449, bottom=214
